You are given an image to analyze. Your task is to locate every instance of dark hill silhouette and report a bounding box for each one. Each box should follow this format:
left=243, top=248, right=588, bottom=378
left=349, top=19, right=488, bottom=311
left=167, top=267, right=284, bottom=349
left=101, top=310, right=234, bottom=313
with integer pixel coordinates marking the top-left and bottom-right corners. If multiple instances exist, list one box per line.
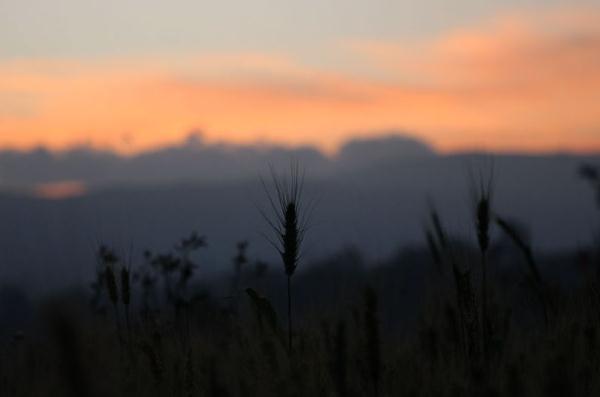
left=0, top=132, right=435, bottom=189
left=335, top=134, right=435, bottom=170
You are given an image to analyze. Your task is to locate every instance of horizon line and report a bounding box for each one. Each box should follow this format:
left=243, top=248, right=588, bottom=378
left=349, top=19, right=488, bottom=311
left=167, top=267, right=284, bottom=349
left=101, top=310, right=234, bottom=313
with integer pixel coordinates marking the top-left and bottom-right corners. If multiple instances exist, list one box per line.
left=0, top=132, right=599, bottom=158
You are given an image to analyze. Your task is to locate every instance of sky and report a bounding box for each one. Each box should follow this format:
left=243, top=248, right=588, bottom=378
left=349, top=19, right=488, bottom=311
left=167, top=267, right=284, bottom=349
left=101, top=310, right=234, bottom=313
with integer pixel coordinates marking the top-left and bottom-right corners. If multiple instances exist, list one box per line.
left=1, top=0, right=600, bottom=154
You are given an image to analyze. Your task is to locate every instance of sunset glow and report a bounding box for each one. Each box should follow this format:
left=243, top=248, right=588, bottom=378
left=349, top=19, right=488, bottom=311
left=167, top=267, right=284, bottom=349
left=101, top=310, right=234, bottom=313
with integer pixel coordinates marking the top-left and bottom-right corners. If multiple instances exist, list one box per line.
left=33, top=180, right=87, bottom=200
left=1, top=6, right=600, bottom=155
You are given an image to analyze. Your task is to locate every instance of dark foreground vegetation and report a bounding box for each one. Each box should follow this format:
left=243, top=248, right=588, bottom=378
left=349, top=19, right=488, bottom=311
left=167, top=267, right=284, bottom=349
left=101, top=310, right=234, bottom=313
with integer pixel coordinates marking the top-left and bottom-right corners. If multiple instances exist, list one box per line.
left=1, top=164, right=600, bottom=397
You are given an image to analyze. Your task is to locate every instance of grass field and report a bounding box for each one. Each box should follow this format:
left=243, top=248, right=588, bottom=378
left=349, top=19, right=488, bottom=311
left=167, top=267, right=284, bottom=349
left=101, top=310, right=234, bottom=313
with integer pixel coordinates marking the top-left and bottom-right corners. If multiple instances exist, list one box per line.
left=1, top=164, right=600, bottom=397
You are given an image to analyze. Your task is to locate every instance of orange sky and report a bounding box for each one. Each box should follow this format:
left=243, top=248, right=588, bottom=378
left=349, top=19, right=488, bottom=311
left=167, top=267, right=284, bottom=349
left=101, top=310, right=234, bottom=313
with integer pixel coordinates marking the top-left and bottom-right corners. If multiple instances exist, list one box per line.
left=1, top=6, right=600, bottom=155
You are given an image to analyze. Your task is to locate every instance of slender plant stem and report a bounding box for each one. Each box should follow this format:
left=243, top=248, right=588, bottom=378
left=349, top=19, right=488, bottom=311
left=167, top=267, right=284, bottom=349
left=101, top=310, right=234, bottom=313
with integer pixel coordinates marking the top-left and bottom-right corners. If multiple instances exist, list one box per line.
left=481, top=252, right=488, bottom=368
left=113, top=303, right=124, bottom=355
left=288, top=275, right=293, bottom=354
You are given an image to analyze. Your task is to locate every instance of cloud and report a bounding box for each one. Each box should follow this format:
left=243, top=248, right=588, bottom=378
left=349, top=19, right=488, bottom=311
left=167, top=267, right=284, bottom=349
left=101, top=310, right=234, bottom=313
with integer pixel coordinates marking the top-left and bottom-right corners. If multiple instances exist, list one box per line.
left=344, top=6, right=600, bottom=151
left=1, top=6, right=600, bottom=154
left=348, top=6, right=600, bottom=87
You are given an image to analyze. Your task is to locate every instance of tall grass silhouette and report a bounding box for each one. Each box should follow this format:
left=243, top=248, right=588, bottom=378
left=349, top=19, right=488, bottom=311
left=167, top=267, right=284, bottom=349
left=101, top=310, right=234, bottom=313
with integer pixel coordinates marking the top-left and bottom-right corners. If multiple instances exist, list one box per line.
left=471, top=170, right=493, bottom=369
left=260, top=161, right=308, bottom=353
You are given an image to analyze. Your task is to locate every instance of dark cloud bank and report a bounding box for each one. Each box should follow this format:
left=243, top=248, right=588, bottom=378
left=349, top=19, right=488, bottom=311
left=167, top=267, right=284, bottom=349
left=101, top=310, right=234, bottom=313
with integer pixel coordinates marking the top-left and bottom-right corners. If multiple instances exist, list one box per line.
left=0, top=132, right=597, bottom=293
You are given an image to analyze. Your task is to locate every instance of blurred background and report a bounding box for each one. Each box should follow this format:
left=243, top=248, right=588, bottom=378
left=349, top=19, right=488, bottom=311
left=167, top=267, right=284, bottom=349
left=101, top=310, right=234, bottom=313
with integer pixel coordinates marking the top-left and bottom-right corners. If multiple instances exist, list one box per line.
left=0, top=0, right=599, bottom=293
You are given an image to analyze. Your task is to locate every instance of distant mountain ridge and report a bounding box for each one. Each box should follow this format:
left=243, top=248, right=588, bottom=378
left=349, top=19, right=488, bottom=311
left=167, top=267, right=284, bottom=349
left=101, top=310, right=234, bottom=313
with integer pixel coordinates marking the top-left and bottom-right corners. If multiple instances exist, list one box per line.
left=0, top=133, right=436, bottom=191
left=1, top=133, right=597, bottom=195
